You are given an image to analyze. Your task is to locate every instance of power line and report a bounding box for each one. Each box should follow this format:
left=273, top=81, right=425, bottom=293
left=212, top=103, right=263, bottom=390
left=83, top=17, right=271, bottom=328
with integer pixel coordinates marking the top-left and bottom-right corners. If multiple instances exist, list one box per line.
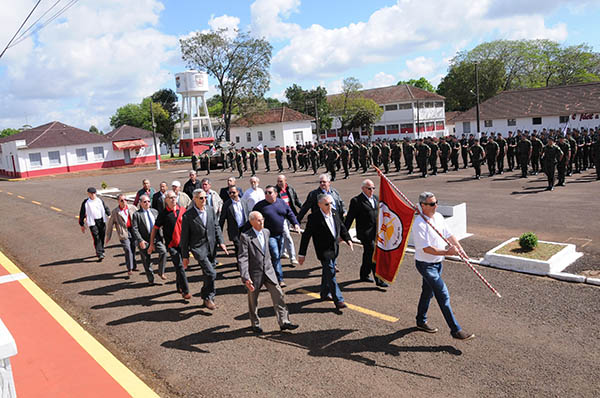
left=12, top=0, right=62, bottom=45
left=0, top=0, right=43, bottom=60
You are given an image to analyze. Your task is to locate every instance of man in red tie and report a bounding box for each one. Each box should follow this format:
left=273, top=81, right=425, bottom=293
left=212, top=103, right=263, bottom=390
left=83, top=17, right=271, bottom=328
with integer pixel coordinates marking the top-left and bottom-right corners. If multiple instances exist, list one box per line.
left=106, top=194, right=138, bottom=277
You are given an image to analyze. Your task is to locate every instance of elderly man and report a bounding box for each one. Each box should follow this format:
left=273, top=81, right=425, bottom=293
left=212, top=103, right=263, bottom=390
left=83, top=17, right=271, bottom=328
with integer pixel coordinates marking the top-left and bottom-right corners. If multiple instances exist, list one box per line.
left=150, top=190, right=190, bottom=299
left=299, top=194, right=353, bottom=309
left=219, top=185, right=249, bottom=259
left=276, top=174, right=302, bottom=266
left=253, top=185, right=300, bottom=288
left=78, top=187, right=110, bottom=261
left=151, top=181, right=168, bottom=212
left=219, top=176, right=244, bottom=203
left=200, top=178, right=223, bottom=218
left=105, top=194, right=138, bottom=277
left=241, top=176, right=265, bottom=211
left=238, top=211, right=299, bottom=334
left=413, top=191, right=474, bottom=340
left=171, top=180, right=191, bottom=208
left=297, top=173, right=345, bottom=223
left=345, top=179, right=388, bottom=287
left=131, top=194, right=167, bottom=284
left=183, top=170, right=201, bottom=200
left=133, top=179, right=155, bottom=207
left=180, top=189, right=228, bottom=310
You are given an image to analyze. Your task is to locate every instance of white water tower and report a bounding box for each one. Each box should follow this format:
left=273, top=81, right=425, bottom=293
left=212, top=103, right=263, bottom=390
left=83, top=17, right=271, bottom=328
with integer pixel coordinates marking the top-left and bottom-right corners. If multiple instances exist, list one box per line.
left=175, top=70, right=214, bottom=141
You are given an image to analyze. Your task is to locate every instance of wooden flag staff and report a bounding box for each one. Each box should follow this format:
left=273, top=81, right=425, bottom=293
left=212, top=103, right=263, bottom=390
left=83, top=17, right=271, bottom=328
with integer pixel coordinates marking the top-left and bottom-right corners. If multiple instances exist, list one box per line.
left=374, top=166, right=502, bottom=298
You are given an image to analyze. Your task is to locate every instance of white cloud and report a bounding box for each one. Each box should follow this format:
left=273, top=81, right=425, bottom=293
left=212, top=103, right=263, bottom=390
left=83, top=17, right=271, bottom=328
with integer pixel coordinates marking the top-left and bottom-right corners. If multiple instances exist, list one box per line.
left=364, top=72, right=397, bottom=89
left=208, top=14, right=240, bottom=38
left=250, top=0, right=302, bottom=40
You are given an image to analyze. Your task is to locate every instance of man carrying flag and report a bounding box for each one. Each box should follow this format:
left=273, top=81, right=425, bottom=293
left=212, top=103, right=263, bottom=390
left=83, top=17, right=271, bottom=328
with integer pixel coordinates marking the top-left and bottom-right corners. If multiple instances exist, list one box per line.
left=412, top=191, right=474, bottom=340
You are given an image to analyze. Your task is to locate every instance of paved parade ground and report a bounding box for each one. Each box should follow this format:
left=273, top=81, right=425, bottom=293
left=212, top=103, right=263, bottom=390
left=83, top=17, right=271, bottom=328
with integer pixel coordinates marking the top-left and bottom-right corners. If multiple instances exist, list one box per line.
left=0, top=160, right=599, bottom=397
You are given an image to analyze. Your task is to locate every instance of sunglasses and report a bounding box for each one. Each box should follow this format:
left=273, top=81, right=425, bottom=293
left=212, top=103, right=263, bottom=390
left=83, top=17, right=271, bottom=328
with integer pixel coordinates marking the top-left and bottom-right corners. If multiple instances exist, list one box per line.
left=323, top=202, right=332, bottom=206
left=197, top=197, right=207, bottom=200
left=142, top=200, right=150, bottom=203
left=228, top=191, right=237, bottom=195
left=422, top=201, right=438, bottom=207
left=365, top=187, right=375, bottom=190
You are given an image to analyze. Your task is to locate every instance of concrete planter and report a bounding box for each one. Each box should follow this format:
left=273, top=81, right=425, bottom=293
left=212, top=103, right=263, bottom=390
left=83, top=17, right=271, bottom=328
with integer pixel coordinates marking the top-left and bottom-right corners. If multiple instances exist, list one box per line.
left=481, top=238, right=583, bottom=276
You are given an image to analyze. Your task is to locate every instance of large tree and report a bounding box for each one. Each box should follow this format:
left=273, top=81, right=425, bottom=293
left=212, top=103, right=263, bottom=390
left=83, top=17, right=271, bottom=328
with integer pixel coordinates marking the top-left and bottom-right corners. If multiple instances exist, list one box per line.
left=151, top=88, right=179, bottom=155
left=0, top=128, right=19, bottom=138
left=180, top=29, right=272, bottom=141
left=397, top=77, right=435, bottom=92
left=284, top=84, right=332, bottom=133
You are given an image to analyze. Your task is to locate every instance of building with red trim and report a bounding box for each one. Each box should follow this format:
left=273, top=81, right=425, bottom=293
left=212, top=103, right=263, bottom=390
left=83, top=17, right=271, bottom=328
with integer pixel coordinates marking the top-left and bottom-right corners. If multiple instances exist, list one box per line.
left=0, top=122, right=158, bottom=178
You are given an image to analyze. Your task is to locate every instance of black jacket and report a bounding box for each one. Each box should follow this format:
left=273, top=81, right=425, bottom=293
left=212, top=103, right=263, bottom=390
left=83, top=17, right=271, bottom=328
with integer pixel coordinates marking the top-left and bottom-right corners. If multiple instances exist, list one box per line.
left=297, top=187, right=345, bottom=222
left=344, top=193, right=378, bottom=242
left=275, top=184, right=303, bottom=216
left=219, top=198, right=250, bottom=242
left=180, top=205, right=224, bottom=260
left=299, top=209, right=350, bottom=261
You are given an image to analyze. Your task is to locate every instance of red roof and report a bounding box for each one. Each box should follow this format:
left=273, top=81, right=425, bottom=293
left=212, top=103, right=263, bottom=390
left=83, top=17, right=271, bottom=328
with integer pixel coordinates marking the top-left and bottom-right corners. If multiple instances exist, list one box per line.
left=231, top=107, right=314, bottom=127
left=0, top=121, right=109, bottom=148
left=106, top=125, right=154, bottom=140
left=327, top=84, right=445, bottom=104
left=454, top=82, right=600, bottom=122
left=445, top=111, right=462, bottom=124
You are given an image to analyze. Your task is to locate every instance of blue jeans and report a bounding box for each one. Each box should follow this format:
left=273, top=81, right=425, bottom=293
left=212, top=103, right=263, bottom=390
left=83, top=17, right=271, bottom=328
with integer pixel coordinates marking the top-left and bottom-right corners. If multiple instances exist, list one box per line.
left=268, top=234, right=284, bottom=282
left=320, top=258, right=344, bottom=303
left=415, top=260, right=461, bottom=333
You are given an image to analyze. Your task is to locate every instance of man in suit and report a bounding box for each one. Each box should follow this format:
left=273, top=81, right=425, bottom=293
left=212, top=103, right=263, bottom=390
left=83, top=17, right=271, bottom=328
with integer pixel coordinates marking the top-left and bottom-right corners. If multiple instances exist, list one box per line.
left=151, top=181, right=168, bottom=212
left=219, top=177, right=243, bottom=203
left=219, top=186, right=249, bottom=260
left=344, top=179, right=388, bottom=288
left=238, top=211, right=299, bottom=334
left=131, top=195, right=167, bottom=285
left=200, top=178, right=223, bottom=218
left=297, top=173, right=345, bottom=223
left=180, top=189, right=228, bottom=310
left=79, top=187, right=110, bottom=261
left=183, top=170, right=201, bottom=200
left=105, top=194, right=138, bottom=277
left=299, top=194, right=354, bottom=310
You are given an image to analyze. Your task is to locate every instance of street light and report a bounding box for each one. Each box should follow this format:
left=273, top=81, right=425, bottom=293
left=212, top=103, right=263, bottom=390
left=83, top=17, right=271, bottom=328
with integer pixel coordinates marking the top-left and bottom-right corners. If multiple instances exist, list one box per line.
left=149, top=100, right=161, bottom=170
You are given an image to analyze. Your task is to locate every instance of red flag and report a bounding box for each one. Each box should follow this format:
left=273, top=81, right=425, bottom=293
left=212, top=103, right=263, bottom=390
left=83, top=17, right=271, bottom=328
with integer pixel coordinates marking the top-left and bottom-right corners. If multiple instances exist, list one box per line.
left=374, top=175, right=416, bottom=283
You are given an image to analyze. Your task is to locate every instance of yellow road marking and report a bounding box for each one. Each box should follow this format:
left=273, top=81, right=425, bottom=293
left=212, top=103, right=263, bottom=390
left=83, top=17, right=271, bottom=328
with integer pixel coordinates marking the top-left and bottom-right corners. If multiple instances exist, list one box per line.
left=50, top=206, right=63, bottom=212
left=17, top=195, right=25, bottom=199
left=0, top=251, right=159, bottom=397
left=298, top=288, right=399, bottom=323
left=32, top=200, right=41, bottom=205
left=6, top=192, right=13, bottom=195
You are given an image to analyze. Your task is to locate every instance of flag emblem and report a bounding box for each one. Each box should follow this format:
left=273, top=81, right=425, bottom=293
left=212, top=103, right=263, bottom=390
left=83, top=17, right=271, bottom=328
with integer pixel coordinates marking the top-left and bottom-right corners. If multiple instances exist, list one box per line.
left=377, top=203, right=404, bottom=251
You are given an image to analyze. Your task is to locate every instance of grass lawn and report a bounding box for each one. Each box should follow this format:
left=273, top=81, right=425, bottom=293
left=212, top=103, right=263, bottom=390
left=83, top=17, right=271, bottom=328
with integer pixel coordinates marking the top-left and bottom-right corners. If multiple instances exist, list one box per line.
left=495, top=240, right=566, bottom=261
left=161, top=155, right=191, bottom=161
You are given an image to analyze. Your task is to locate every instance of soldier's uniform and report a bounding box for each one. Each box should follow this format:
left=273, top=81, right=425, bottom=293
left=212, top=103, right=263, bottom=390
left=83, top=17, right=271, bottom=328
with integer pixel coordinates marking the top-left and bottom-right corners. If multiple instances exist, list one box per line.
left=351, top=143, right=360, bottom=171
left=427, top=139, right=439, bottom=175
left=567, top=134, right=577, bottom=176
left=517, top=137, right=532, bottom=178
left=263, top=147, right=271, bottom=172
left=235, top=150, right=243, bottom=178
left=241, top=148, right=248, bottom=171
left=380, top=142, right=391, bottom=174
left=496, top=135, right=507, bottom=174
left=359, top=144, right=368, bottom=173
left=460, top=135, right=469, bottom=168
left=191, top=154, right=198, bottom=172
left=556, top=138, right=570, bottom=186
left=415, top=140, right=430, bottom=178
left=403, top=140, right=414, bottom=174
left=309, top=147, right=318, bottom=174
left=469, top=141, right=485, bottom=179
left=290, top=146, right=298, bottom=173
left=341, top=145, right=350, bottom=179
left=249, top=150, right=257, bottom=176
left=391, top=142, right=402, bottom=172
left=450, top=138, right=460, bottom=171
left=285, top=147, right=292, bottom=169
left=530, top=135, right=543, bottom=174
left=275, top=147, right=284, bottom=172
left=326, top=147, right=339, bottom=180
left=439, top=138, right=451, bottom=173
left=541, top=140, right=563, bottom=190
left=485, top=139, right=499, bottom=176
left=371, top=144, right=381, bottom=168
left=506, top=133, right=516, bottom=171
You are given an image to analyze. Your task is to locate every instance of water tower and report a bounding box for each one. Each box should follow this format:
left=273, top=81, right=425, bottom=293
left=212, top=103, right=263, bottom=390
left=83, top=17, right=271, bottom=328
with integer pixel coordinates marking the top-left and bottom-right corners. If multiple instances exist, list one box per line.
left=175, top=70, right=215, bottom=156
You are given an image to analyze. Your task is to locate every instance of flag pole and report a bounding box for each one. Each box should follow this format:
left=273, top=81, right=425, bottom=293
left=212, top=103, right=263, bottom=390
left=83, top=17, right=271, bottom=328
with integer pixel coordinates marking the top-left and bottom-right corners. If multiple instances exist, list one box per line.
left=373, top=166, right=501, bottom=298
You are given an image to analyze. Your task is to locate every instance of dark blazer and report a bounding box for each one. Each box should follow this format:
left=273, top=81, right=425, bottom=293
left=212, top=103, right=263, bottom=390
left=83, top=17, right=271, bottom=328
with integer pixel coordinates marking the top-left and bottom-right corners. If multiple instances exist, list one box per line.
left=344, top=193, right=378, bottom=242
left=238, top=228, right=278, bottom=287
left=180, top=205, right=225, bottom=260
left=219, top=198, right=250, bottom=242
left=299, top=209, right=350, bottom=261
left=219, top=186, right=244, bottom=203
left=131, top=208, right=163, bottom=244
left=297, top=187, right=345, bottom=222
left=151, top=191, right=166, bottom=212
left=183, top=179, right=202, bottom=201
left=78, top=197, right=110, bottom=226
left=276, top=184, right=303, bottom=216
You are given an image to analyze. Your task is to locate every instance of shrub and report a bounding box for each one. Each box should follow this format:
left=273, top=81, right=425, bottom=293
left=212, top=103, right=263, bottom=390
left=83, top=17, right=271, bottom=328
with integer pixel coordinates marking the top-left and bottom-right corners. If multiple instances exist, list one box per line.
left=101, top=181, right=108, bottom=189
left=519, top=232, right=538, bottom=251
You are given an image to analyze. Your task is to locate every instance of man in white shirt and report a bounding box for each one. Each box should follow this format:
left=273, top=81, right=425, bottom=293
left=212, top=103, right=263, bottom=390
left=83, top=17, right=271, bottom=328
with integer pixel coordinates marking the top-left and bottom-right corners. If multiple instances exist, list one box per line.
left=412, top=191, right=474, bottom=340
left=171, top=180, right=191, bottom=208
left=241, top=176, right=265, bottom=210
left=78, top=187, right=110, bottom=261
left=201, top=177, right=223, bottom=218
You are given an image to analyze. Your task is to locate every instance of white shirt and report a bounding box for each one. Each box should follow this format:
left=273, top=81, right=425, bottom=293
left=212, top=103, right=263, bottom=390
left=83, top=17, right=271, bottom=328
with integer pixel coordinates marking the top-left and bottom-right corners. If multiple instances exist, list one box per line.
left=231, top=199, right=245, bottom=227
left=143, top=209, right=155, bottom=232
left=320, top=209, right=336, bottom=238
left=363, top=192, right=375, bottom=209
left=413, top=211, right=452, bottom=263
left=84, top=198, right=106, bottom=227
left=253, top=228, right=266, bottom=251
left=195, top=207, right=207, bottom=226
left=242, top=187, right=265, bottom=211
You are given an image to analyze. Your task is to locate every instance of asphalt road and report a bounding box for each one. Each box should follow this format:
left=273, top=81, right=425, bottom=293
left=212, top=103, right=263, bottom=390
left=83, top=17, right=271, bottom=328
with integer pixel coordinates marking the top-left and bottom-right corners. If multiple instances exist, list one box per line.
left=0, top=160, right=598, bottom=397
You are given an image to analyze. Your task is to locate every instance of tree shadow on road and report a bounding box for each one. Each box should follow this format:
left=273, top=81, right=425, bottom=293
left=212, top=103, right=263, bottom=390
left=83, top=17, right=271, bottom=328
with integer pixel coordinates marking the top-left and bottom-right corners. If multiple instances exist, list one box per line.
left=107, top=305, right=212, bottom=326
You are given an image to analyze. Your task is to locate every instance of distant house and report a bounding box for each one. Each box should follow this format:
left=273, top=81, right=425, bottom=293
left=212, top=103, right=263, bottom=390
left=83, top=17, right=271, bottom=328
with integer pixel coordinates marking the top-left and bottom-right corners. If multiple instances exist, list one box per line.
left=453, top=82, right=600, bottom=137
left=0, top=122, right=158, bottom=178
left=445, top=111, right=462, bottom=135
left=326, top=84, right=446, bottom=141
left=229, top=107, right=314, bottom=148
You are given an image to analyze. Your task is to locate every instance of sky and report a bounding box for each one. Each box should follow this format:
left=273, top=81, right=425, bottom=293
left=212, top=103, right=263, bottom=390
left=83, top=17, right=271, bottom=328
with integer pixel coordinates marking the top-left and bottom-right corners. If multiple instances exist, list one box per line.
left=1, top=0, right=600, bottom=132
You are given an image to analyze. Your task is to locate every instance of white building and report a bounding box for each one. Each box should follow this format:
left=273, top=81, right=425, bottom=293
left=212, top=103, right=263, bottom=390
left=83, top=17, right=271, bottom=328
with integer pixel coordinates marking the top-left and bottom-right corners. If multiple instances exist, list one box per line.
left=325, top=84, right=446, bottom=141
left=229, top=107, right=314, bottom=148
left=0, top=122, right=158, bottom=178
left=453, top=82, right=600, bottom=137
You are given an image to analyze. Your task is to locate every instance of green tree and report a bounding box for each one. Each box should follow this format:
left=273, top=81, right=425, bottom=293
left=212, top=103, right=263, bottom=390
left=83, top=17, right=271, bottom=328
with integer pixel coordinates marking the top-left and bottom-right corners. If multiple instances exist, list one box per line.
left=285, top=84, right=332, bottom=133
left=0, top=128, right=19, bottom=138
left=180, top=28, right=273, bottom=141
left=89, top=125, right=102, bottom=135
left=397, top=77, right=435, bottom=92
left=151, top=89, right=179, bottom=156
left=349, top=98, right=385, bottom=136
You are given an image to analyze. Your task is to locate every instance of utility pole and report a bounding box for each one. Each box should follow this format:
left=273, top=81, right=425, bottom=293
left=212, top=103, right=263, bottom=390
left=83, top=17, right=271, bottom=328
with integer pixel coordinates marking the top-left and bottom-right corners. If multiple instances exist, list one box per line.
left=475, top=62, right=481, bottom=139
left=307, top=98, right=320, bottom=143
left=150, top=100, right=161, bottom=170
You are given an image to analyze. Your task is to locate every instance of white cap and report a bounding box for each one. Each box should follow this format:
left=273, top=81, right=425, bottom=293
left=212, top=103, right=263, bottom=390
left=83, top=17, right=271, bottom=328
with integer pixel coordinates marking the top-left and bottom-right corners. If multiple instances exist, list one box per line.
left=171, top=180, right=181, bottom=187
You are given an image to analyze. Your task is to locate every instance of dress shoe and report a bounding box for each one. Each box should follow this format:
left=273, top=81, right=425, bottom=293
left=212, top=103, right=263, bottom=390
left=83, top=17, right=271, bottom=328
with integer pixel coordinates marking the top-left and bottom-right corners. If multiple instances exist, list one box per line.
left=279, top=281, right=287, bottom=288
left=416, top=323, right=439, bottom=333
left=375, top=279, right=389, bottom=288
left=204, top=299, right=216, bottom=310
left=280, top=322, right=299, bottom=331
left=252, top=326, right=263, bottom=334
left=335, top=301, right=347, bottom=309
left=182, top=293, right=192, bottom=300
left=320, top=295, right=333, bottom=301
left=360, top=277, right=375, bottom=283
left=451, top=330, right=475, bottom=340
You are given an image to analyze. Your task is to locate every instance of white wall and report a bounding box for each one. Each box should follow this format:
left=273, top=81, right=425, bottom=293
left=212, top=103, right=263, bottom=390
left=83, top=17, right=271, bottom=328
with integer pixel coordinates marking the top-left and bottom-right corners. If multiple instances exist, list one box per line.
left=230, top=121, right=313, bottom=148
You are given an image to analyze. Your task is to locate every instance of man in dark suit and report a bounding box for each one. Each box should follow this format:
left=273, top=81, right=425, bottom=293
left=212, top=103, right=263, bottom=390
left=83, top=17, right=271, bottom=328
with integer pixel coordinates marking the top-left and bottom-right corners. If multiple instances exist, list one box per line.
left=219, top=186, right=249, bottom=260
left=151, top=181, right=168, bottom=212
left=299, top=193, right=354, bottom=309
left=297, top=173, right=345, bottom=223
left=219, top=176, right=244, bottom=203
left=238, top=211, right=299, bottom=334
left=131, top=195, right=167, bottom=285
left=344, top=179, right=388, bottom=287
left=183, top=170, right=201, bottom=200
left=180, top=189, right=228, bottom=310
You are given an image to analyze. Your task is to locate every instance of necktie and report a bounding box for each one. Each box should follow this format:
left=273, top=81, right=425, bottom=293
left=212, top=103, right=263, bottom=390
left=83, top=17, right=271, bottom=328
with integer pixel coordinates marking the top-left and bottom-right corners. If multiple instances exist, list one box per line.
left=257, top=231, right=264, bottom=251
left=146, top=210, right=154, bottom=230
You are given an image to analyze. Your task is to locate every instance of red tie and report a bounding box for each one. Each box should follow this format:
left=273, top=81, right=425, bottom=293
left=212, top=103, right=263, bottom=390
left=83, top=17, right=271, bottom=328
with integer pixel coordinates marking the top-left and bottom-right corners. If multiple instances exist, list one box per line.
left=125, top=208, right=131, bottom=228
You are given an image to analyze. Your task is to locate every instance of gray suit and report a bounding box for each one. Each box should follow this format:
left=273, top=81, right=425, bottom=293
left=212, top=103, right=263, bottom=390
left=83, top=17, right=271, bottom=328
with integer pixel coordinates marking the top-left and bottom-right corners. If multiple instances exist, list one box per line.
left=131, top=208, right=167, bottom=283
left=238, top=228, right=290, bottom=328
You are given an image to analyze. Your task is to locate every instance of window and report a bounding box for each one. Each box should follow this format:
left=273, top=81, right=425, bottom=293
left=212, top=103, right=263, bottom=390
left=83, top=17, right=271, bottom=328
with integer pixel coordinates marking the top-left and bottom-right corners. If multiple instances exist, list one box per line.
left=507, top=119, right=516, bottom=126
left=417, top=122, right=425, bottom=132
left=270, top=130, right=276, bottom=140
left=463, top=122, right=471, bottom=134
left=93, top=146, right=104, bottom=160
left=386, top=124, right=399, bottom=134
left=76, top=148, right=88, bottom=162
left=424, top=102, right=433, bottom=108
left=398, top=103, right=412, bottom=110
left=532, top=117, right=542, bottom=125
left=374, top=125, right=385, bottom=135
left=559, top=115, right=569, bottom=124
left=246, top=132, right=251, bottom=142
left=257, top=131, right=263, bottom=141
left=436, top=121, right=445, bottom=130
left=435, top=101, right=444, bottom=108
left=400, top=123, right=414, bottom=134
left=426, top=121, right=435, bottom=131
left=484, top=120, right=493, bottom=127
left=48, top=151, right=60, bottom=165
left=235, top=136, right=240, bottom=143
left=193, top=127, right=199, bottom=133
left=293, top=131, right=303, bottom=142
left=384, top=104, right=398, bottom=111
left=29, top=152, right=42, bottom=167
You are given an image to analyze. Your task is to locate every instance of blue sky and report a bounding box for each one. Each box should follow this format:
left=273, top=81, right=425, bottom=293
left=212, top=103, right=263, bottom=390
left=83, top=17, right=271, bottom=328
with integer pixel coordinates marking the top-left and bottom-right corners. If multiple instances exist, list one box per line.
left=1, top=0, right=599, bottom=131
